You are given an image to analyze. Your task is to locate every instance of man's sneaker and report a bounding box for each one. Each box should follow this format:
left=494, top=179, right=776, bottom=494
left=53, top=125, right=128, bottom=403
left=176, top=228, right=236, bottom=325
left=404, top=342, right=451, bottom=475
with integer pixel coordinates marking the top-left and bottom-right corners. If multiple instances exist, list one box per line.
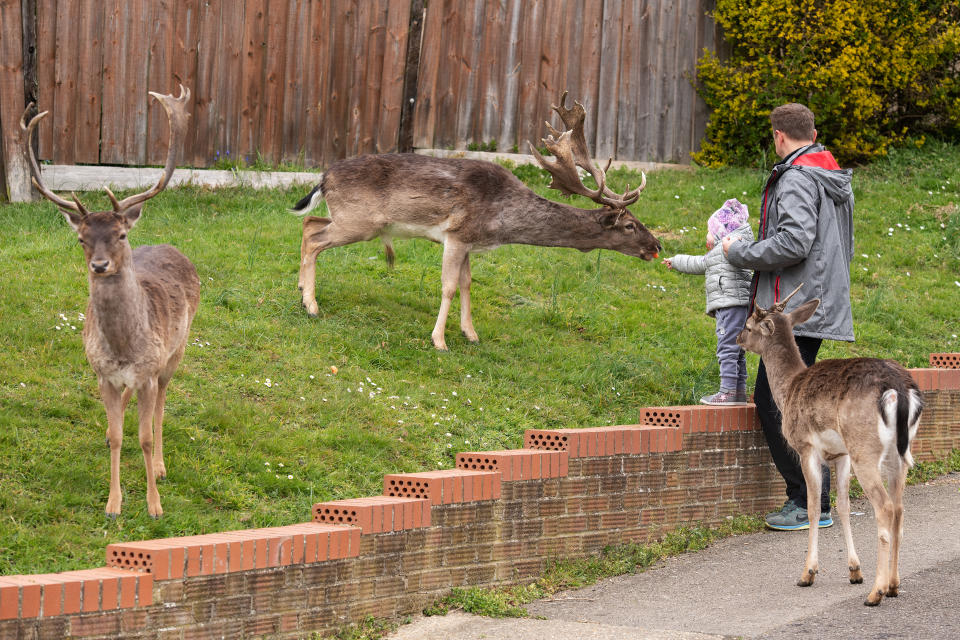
left=700, top=389, right=748, bottom=406
left=765, top=500, right=834, bottom=530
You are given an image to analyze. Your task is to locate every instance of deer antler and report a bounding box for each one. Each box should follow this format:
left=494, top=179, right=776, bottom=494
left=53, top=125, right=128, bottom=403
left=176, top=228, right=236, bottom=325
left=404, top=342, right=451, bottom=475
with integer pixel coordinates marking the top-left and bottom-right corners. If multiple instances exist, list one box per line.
left=20, top=105, right=86, bottom=213
left=773, top=283, right=804, bottom=313
left=109, top=85, right=191, bottom=212
left=528, top=91, right=645, bottom=210
left=21, top=85, right=191, bottom=215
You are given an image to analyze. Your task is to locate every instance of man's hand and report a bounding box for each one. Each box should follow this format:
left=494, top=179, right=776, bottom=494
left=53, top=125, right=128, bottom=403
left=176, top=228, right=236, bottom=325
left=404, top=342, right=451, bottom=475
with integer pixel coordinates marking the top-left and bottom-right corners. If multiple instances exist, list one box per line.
left=722, top=235, right=739, bottom=256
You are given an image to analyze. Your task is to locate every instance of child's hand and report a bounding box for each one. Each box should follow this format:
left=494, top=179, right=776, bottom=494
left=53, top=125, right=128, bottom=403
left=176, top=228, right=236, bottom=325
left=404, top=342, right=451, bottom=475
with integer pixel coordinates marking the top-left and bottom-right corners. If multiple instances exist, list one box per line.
left=662, top=258, right=673, bottom=269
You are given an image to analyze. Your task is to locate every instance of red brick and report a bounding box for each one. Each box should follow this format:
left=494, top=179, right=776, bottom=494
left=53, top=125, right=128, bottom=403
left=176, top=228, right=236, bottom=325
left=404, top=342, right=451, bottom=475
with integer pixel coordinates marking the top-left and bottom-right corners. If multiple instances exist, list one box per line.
left=456, top=450, right=567, bottom=481
left=0, top=579, right=19, bottom=620
left=930, top=352, right=960, bottom=369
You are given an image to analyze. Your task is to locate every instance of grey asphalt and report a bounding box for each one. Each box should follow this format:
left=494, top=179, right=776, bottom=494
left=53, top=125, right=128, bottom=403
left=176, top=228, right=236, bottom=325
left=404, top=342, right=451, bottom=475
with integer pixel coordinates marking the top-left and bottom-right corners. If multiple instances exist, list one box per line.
left=390, top=473, right=960, bottom=640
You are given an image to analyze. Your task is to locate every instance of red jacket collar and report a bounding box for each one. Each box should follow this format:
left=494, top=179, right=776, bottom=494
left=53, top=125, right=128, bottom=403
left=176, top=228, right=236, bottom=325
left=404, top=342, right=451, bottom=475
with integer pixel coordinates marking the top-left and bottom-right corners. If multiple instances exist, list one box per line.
left=790, top=150, right=841, bottom=170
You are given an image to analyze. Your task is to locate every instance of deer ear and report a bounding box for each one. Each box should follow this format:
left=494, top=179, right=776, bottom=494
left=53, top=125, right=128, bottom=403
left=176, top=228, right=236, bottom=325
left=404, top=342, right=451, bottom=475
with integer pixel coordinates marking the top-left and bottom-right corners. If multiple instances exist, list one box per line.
left=599, top=211, right=617, bottom=229
left=758, top=317, right=776, bottom=336
left=788, top=298, right=820, bottom=326
left=122, top=204, right=144, bottom=230
left=60, top=208, right=83, bottom=231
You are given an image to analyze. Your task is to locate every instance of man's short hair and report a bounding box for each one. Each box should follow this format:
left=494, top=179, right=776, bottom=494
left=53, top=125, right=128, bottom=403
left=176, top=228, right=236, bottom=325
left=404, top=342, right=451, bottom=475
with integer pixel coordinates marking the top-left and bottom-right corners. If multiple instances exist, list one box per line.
left=770, top=103, right=815, bottom=141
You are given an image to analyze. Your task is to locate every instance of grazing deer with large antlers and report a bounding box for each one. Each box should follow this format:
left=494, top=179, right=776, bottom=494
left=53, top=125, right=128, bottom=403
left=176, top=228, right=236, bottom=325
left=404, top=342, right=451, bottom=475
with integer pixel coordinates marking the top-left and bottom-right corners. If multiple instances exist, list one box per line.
left=294, top=92, right=660, bottom=350
left=737, top=285, right=923, bottom=606
left=21, top=86, right=199, bottom=518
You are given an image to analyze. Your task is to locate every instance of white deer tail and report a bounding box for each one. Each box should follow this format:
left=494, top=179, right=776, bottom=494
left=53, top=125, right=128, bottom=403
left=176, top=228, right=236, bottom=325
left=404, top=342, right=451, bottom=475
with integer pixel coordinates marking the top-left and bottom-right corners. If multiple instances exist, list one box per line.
left=291, top=184, right=324, bottom=216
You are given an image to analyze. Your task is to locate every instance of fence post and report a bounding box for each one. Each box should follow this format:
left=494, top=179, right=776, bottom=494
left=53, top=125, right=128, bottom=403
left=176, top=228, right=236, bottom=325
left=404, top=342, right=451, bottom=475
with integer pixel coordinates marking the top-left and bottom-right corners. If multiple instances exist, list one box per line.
left=0, top=0, right=37, bottom=202
left=397, top=0, right=425, bottom=153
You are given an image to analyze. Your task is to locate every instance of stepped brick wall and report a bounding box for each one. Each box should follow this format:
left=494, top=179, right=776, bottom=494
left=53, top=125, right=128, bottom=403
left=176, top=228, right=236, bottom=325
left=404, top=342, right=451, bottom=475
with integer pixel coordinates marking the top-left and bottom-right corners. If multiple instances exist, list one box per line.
left=2, top=362, right=958, bottom=640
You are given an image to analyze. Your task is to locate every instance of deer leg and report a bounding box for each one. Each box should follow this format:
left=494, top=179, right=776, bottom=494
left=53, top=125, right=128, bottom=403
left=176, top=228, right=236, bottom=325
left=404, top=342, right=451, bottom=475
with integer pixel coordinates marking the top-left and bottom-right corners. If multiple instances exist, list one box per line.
left=298, top=216, right=333, bottom=316
left=458, top=254, right=479, bottom=343
left=835, top=455, right=863, bottom=584
left=100, top=380, right=126, bottom=518
left=885, top=459, right=908, bottom=597
left=852, top=461, right=892, bottom=606
left=432, top=240, right=469, bottom=350
left=136, top=378, right=163, bottom=518
left=797, top=450, right=823, bottom=587
left=151, top=378, right=171, bottom=480
left=299, top=217, right=379, bottom=317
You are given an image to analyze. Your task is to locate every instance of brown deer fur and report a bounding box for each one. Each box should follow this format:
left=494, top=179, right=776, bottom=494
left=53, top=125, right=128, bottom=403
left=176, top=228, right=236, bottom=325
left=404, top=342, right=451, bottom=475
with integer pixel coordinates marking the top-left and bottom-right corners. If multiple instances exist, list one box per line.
left=296, top=94, right=660, bottom=350
left=737, top=288, right=923, bottom=606
left=22, top=87, right=198, bottom=518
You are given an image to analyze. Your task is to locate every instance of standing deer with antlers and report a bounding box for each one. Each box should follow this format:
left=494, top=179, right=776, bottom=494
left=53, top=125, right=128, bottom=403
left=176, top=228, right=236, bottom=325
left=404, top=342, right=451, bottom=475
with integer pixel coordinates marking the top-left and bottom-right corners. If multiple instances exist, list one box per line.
left=294, top=92, right=661, bottom=350
left=21, top=86, right=198, bottom=518
left=737, top=285, right=923, bottom=606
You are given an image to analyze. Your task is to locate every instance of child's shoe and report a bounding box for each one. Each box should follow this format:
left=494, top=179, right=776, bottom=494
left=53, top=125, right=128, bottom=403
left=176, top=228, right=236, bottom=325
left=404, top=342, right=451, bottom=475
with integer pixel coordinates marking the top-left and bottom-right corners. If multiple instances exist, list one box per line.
left=700, top=389, right=748, bottom=405
left=735, top=389, right=748, bottom=403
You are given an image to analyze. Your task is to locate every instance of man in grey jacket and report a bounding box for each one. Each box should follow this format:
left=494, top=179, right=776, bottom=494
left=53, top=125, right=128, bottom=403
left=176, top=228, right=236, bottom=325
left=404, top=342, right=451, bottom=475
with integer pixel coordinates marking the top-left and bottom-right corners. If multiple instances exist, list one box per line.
left=722, top=102, right=855, bottom=531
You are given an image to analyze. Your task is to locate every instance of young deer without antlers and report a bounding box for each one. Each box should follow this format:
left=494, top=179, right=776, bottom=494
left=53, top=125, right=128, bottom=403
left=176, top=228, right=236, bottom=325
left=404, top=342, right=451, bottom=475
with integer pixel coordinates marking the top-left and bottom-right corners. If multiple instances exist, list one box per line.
left=21, top=86, right=199, bottom=518
left=737, top=285, right=924, bottom=606
left=294, top=92, right=661, bottom=350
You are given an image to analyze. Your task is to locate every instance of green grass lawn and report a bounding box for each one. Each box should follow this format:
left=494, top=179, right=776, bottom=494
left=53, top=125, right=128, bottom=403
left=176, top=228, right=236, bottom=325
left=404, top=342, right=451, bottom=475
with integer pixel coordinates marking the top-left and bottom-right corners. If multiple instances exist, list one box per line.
left=1, top=142, right=958, bottom=575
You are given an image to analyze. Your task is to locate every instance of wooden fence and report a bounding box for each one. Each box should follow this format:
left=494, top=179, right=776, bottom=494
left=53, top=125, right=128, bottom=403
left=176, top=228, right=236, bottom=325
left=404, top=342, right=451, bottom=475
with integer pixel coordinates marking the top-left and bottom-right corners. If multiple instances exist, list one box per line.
left=0, top=0, right=720, bottom=200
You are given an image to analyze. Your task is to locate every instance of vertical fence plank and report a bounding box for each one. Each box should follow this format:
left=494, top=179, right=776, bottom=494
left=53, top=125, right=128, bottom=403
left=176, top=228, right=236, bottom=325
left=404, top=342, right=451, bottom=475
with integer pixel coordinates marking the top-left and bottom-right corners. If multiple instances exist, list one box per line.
left=655, top=0, right=679, bottom=161
left=171, top=0, right=201, bottom=163
left=0, top=0, right=31, bottom=200
left=34, top=0, right=55, bottom=160
left=411, top=0, right=442, bottom=149
left=260, top=0, right=289, bottom=163
left=577, top=0, right=603, bottom=158
left=377, top=0, right=410, bottom=153
left=122, top=2, right=149, bottom=164
left=191, top=0, right=219, bottom=166
left=145, top=0, right=174, bottom=165
left=433, top=0, right=464, bottom=149
left=51, top=0, right=79, bottom=163
left=281, top=0, right=309, bottom=163
left=303, top=0, right=330, bottom=165
left=615, top=0, right=640, bottom=161
left=515, top=0, right=542, bottom=150
left=358, top=0, right=387, bottom=155
left=495, top=0, right=522, bottom=152
left=237, top=0, right=265, bottom=164
left=454, top=0, right=483, bottom=148
left=595, top=0, right=621, bottom=159
left=73, top=0, right=102, bottom=164
left=535, top=0, right=563, bottom=143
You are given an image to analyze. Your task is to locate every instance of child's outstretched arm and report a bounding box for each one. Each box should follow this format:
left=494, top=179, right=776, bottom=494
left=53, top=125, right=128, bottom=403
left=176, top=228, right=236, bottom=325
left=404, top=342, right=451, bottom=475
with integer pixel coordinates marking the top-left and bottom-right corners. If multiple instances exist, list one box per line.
left=663, top=253, right=707, bottom=275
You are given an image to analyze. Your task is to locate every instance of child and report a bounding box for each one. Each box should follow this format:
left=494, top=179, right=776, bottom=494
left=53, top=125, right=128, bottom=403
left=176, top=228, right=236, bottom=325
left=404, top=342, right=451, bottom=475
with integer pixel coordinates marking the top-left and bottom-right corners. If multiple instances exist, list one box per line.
left=663, top=198, right=754, bottom=405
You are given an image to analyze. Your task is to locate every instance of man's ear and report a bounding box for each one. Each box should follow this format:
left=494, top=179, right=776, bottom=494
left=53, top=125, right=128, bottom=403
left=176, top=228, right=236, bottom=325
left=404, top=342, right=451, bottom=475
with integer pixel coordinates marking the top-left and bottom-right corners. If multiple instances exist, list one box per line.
left=788, top=298, right=819, bottom=327
left=61, top=208, right=83, bottom=232
left=122, top=204, right=144, bottom=230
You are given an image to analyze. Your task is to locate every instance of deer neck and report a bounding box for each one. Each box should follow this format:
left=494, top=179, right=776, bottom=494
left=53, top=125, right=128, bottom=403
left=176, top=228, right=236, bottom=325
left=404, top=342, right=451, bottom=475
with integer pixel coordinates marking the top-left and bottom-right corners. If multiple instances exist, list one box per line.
left=87, top=268, right=150, bottom=355
left=761, top=336, right=807, bottom=408
left=502, top=195, right=614, bottom=250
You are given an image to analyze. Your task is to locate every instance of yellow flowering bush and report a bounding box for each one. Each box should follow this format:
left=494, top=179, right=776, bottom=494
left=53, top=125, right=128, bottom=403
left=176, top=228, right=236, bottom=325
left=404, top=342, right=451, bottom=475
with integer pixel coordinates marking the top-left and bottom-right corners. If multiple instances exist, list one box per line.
left=694, top=0, right=960, bottom=166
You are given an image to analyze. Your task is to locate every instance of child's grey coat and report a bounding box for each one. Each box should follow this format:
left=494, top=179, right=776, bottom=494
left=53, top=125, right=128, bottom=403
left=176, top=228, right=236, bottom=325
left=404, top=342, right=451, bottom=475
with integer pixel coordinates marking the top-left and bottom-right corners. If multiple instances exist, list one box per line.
left=667, top=223, right=755, bottom=316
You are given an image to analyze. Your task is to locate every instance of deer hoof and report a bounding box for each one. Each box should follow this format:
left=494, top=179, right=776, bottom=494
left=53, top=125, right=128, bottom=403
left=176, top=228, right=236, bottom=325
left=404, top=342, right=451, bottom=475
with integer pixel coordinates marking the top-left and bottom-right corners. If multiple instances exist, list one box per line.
left=863, top=590, right=883, bottom=606
left=105, top=511, right=119, bottom=520
left=849, top=566, right=864, bottom=584
left=797, top=570, right=816, bottom=587
left=886, top=584, right=899, bottom=597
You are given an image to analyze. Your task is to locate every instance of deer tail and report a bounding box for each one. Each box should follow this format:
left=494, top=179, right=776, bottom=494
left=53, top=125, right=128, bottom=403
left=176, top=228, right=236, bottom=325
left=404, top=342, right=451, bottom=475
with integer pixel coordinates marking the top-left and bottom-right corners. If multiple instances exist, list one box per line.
left=290, top=183, right=324, bottom=216
left=880, top=383, right=924, bottom=466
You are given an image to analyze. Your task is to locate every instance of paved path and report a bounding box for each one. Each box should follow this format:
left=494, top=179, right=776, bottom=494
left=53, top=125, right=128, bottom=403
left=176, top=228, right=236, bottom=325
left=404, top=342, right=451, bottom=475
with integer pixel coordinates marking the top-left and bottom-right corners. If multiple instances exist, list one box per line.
left=390, top=473, right=960, bottom=640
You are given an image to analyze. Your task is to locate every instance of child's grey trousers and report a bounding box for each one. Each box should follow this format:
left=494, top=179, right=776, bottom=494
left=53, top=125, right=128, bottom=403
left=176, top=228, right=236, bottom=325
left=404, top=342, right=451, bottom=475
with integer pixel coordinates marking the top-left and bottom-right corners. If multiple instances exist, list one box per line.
left=714, top=305, right=750, bottom=391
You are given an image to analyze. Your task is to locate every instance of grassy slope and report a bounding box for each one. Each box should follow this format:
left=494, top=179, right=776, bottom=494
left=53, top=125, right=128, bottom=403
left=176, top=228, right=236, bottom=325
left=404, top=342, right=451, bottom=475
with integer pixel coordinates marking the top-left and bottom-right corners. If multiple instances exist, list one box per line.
left=0, top=143, right=958, bottom=574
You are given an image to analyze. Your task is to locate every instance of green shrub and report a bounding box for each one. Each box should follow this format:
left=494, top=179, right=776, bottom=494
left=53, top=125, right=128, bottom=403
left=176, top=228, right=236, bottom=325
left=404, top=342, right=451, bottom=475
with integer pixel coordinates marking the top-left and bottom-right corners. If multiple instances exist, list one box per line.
left=694, top=0, right=960, bottom=167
